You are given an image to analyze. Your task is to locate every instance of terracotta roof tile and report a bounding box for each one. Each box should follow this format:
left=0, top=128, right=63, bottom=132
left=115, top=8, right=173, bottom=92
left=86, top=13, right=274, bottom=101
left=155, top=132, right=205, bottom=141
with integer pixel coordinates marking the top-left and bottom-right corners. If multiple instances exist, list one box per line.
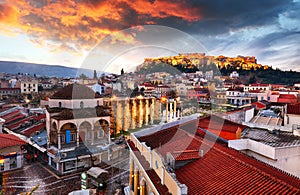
left=197, top=115, right=246, bottom=133
left=0, top=134, right=27, bottom=149
left=136, top=126, right=300, bottom=195
left=251, top=102, right=266, bottom=109
left=51, top=83, right=100, bottom=99
left=22, top=123, right=46, bottom=136
left=170, top=150, right=200, bottom=161
left=287, top=104, right=300, bottom=115
left=278, top=94, right=296, bottom=99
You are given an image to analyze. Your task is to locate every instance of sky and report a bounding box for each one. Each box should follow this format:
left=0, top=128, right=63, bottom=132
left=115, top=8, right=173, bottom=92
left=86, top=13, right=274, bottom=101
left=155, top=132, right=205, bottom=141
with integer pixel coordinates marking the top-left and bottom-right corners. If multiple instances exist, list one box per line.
left=0, top=0, right=300, bottom=73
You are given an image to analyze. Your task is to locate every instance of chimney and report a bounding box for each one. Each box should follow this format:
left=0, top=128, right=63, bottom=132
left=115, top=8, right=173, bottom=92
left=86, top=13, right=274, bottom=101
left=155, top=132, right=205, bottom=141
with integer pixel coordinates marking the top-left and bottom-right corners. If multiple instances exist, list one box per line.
left=199, top=149, right=204, bottom=157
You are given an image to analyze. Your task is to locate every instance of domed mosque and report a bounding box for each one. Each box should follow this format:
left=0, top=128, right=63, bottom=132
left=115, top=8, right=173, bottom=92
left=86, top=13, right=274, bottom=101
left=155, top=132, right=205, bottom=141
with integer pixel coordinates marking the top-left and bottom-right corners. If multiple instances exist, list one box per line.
left=45, top=83, right=111, bottom=174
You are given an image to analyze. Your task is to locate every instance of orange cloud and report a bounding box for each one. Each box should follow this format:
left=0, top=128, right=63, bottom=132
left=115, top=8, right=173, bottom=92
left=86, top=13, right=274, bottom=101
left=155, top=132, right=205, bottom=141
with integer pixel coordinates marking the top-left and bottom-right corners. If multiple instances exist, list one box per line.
left=0, top=0, right=201, bottom=53
left=126, top=0, right=201, bottom=22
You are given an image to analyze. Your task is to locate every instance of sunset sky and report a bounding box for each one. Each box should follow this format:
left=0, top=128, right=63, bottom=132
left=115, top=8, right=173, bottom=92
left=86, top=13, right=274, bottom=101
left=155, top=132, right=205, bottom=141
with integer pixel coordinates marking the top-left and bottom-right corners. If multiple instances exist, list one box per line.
left=0, top=0, right=299, bottom=73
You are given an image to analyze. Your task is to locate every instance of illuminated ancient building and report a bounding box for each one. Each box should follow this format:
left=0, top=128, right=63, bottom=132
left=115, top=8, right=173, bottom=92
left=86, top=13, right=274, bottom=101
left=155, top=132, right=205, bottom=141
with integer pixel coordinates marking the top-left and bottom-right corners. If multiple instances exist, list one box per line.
left=105, top=96, right=162, bottom=134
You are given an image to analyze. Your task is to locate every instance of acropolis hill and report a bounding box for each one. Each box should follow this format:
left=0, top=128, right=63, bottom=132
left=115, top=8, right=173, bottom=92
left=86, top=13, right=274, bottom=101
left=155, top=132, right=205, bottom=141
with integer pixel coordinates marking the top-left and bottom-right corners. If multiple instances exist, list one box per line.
left=138, top=53, right=269, bottom=72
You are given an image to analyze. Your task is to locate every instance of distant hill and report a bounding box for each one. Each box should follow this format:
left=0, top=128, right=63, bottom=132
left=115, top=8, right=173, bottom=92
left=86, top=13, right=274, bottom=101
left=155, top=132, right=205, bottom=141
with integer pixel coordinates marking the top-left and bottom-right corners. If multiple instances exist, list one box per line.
left=0, top=61, right=102, bottom=78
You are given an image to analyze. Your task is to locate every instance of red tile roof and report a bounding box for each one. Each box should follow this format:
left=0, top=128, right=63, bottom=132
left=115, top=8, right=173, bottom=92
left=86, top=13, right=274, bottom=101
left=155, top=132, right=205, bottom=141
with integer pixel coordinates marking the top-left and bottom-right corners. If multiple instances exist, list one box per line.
left=0, top=134, right=27, bottom=149
left=251, top=102, right=266, bottom=109
left=22, top=123, right=46, bottom=136
left=170, top=150, right=200, bottom=161
left=6, top=114, right=45, bottom=130
left=227, top=87, right=243, bottom=92
left=1, top=110, right=20, bottom=120
left=197, top=115, right=246, bottom=133
left=250, top=83, right=269, bottom=87
left=287, top=104, right=300, bottom=115
left=51, top=83, right=100, bottom=99
left=278, top=94, right=296, bottom=99
left=136, top=126, right=300, bottom=194
left=4, top=113, right=26, bottom=124
left=248, top=90, right=263, bottom=93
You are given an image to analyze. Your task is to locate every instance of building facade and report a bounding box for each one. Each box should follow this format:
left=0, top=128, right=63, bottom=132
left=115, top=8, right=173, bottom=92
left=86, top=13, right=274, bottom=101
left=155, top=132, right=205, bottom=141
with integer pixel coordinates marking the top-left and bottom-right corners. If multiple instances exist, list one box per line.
left=21, top=80, right=38, bottom=94
left=45, top=84, right=111, bottom=174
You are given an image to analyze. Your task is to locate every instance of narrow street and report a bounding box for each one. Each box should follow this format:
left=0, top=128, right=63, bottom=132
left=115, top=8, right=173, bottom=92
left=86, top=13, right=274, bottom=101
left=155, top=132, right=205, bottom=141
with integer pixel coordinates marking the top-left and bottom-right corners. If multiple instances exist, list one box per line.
left=1, top=143, right=130, bottom=195
left=2, top=161, right=81, bottom=194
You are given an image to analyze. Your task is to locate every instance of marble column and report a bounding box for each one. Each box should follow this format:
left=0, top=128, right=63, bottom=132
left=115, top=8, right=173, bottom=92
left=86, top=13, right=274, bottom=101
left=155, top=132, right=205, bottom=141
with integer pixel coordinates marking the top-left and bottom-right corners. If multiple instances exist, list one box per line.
left=58, top=134, right=61, bottom=149
left=169, top=102, right=173, bottom=120
left=150, top=98, right=154, bottom=125
left=138, top=99, right=143, bottom=128
left=134, top=168, right=140, bottom=195
left=140, top=180, right=146, bottom=195
left=165, top=101, right=169, bottom=123
left=131, top=99, right=137, bottom=129
left=124, top=99, right=131, bottom=131
left=116, top=100, right=123, bottom=133
left=76, top=128, right=80, bottom=147
left=129, top=159, right=134, bottom=190
left=174, top=100, right=177, bottom=119
left=145, top=99, right=149, bottom=126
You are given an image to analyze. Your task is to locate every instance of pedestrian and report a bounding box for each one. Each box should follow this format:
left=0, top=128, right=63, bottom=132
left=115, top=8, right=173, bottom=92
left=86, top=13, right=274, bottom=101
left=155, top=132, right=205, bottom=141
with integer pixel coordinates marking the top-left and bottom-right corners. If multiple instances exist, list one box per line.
left=34, top=153, right=37, bottom=162
left=27, top=153, right=31, bottom=163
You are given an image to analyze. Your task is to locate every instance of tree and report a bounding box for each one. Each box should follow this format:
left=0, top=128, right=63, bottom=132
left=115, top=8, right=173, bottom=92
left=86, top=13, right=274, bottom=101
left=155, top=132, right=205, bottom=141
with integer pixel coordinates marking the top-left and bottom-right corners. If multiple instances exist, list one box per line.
left=249, top=75, right=257, bottom=84
left=79, top=73, right=87, bottom=79
left=121, top=68, right=124, bottom=75
left=93, top=70, right=97, bottom=79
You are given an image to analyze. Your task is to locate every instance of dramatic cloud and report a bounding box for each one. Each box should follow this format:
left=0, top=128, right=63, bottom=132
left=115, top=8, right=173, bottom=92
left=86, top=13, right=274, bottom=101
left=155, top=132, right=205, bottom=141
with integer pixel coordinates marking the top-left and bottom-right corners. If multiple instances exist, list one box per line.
left=0, top=0, right=299, bottom=69
left=0, top=0, right=201, bottom=52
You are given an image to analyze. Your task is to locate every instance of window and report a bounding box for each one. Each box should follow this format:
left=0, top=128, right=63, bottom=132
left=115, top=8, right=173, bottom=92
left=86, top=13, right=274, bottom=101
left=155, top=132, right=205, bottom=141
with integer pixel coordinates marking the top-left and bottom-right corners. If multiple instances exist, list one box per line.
left=24, top=84, right=26, bottom=87
left=33, top=84, right=35, bottom=87
left=71, top=134, right=76, bottom=142
left=10, top=156, right=17, bottom=169
left=59, top=102, right=62, bottom=108
left=60, top=135, right=65, bottom=143
left=87, top=131, right=92, bottom=139
left=97, top=130, right=104, bottom=138
left=80, top=101, right=84, bottom=109
left=0, top=159, right=4, bottom=171
left=24, top=89, right=26, bottom=92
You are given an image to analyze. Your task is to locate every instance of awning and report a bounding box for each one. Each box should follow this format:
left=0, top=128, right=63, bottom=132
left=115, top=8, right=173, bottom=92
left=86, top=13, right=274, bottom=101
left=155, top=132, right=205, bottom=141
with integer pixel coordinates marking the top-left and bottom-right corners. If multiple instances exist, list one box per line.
left=87, top=167, right=108, bottom=179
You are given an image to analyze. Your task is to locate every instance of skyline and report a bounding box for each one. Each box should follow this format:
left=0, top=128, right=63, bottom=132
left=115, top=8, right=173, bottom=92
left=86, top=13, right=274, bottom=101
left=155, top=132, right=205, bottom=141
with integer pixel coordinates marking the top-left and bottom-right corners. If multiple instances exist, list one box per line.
left=0, top=0, right=300, bottom=73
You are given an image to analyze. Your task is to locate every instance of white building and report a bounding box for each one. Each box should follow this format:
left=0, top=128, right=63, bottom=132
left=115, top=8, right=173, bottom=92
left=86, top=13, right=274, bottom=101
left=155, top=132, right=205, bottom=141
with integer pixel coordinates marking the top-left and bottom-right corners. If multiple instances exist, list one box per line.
left=229, top=128, right=300, bottom=178
left=21, top=80, right=38, bottom=94
left=0, top=134, right=26, bottom=172
left=244, top=84, right=271, bottom=92
left=88, top=83, right=106, bottom=95
left=45, top=83, right=111, bottom=175
left=230, top=71, right=239, bottom=78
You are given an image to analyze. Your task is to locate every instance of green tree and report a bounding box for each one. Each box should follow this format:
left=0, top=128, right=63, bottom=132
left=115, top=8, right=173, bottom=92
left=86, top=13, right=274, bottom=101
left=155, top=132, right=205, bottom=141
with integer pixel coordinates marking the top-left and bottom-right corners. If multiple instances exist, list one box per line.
left=249, top=75, right=257, bottom=84
left=79, top=73, right=87, bottom=79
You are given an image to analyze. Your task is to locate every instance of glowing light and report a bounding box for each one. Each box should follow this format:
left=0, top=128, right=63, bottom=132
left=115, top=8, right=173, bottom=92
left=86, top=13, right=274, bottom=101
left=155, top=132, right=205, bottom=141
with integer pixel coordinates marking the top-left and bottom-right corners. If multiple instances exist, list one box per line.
left=136, top=95, right=143, bottom=99
left=160, top=96, right=167, bottom=102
